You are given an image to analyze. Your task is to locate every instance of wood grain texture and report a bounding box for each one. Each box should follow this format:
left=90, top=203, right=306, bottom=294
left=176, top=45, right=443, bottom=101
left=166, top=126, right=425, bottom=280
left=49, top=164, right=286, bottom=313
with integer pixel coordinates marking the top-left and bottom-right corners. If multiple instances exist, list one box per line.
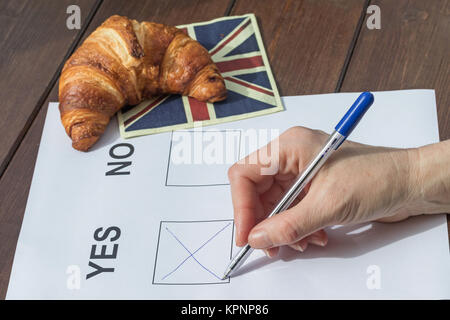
left=341, top=0, right=450, bottom=140
left=339, top=0, right=450, bottom=236
left=82, top=0, right=234, bottom=36
left=1, top=0, right=449, bottom=298
left=0, top=88, right=55, bottom=300
left=0, top=0, right=98, bottom=178
left=0, top=0, right=233, bottom=299
left=231, top=0, right=367, bottom=95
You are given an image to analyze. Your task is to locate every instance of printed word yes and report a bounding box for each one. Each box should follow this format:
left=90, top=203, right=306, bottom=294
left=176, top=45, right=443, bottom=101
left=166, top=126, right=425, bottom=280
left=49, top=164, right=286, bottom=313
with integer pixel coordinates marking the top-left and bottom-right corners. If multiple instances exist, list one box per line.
left=86, top=226, right=121, bottom=280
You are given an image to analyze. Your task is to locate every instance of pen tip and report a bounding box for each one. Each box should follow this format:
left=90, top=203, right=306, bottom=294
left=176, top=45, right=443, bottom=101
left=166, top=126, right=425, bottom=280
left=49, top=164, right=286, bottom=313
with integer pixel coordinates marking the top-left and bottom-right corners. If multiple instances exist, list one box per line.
left=222, top=269, right=231, bottom=280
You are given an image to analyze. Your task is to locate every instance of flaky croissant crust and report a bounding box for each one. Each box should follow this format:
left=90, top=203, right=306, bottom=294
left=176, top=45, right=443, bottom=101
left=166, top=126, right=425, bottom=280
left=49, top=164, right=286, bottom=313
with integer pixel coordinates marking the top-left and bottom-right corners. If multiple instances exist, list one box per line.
left=59, top=15, right=226, bottom=151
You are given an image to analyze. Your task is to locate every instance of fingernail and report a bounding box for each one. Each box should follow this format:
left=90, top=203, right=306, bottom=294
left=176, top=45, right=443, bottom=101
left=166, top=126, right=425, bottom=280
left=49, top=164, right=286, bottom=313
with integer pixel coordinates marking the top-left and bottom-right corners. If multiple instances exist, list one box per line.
left=264, top=248, right=279, bottom=258
left=263, top=249, right=274, bottom=258
left=299, top=242, right=308, bottom=252
left=249, top=229, right=272, bottom=248
left=293, top=241, right=308, bottom=252
left=309, top=235, right=326, bottom=247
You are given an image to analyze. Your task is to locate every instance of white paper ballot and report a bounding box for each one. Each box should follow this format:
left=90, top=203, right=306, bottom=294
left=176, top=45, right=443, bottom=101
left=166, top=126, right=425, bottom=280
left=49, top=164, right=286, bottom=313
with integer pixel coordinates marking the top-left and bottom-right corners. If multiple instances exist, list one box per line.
left=7, top=90, right=450, bottom=299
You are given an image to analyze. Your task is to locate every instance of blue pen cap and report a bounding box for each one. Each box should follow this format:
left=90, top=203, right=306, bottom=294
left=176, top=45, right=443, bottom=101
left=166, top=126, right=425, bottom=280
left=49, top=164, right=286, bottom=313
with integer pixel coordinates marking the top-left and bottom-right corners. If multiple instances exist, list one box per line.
left=335, top=92, right=374, bottom=137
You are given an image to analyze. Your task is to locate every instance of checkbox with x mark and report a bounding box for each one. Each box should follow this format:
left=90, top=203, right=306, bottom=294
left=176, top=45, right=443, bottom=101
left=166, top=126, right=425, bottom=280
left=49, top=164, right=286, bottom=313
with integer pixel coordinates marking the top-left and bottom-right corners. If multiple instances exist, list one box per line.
left=153, top=220, right=234, bottom=285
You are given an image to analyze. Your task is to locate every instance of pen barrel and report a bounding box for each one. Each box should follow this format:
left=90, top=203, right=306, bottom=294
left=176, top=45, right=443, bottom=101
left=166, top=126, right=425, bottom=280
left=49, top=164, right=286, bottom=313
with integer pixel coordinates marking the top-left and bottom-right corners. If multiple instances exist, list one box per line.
left=267, top=131, right=345, bottom=218
left=335, top=92, right=374, bottom=137
left=228, top=245, right=254, bottom=272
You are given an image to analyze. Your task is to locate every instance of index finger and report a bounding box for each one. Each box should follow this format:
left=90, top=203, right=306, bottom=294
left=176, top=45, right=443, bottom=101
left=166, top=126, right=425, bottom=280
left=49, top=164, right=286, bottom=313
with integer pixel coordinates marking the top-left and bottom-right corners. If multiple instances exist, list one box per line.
left=228, top=160, right=274, bottom=246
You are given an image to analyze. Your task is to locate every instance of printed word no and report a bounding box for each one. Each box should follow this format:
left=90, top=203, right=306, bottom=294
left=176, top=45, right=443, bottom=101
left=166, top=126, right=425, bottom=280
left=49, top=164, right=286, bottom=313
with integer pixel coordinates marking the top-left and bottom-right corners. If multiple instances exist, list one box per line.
left=106, top=143, right=135, bottom=176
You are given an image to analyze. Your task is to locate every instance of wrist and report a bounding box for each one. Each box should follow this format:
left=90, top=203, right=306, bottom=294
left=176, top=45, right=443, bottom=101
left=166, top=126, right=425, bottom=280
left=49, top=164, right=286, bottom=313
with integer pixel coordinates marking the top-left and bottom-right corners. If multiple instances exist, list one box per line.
left=404, top=147, right=424, bottom=216
left=407, top=141, right=450, bottom=215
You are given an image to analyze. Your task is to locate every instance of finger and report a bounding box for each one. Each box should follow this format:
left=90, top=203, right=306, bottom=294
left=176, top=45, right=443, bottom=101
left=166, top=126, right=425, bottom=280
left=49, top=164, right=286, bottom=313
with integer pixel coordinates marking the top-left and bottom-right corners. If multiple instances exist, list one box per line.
left=228, top=163, right=274, bottom=246
left=289, top=238, right=309, bottom=252
left=229, top=128, right=327, bottom=247
left=248, top=195, right=333, bottom=249
left=308, top=229, right=328, bottom=246
left=263, top=247, right=279, bottom=258
left=288, top=229, right=328, bottom=252
left=259, top=175, right=306, bottom=211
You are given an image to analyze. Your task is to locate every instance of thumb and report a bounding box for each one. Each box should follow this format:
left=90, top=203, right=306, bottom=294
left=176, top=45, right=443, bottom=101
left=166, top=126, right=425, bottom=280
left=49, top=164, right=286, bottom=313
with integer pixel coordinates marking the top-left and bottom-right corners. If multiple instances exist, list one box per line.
left=247, top=196, right=331, bottom=249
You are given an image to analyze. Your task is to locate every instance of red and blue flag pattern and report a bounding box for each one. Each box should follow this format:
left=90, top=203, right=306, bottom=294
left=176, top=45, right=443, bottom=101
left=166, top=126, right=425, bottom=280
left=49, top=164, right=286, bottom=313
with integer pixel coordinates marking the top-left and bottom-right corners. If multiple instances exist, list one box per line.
left=118, top=14, right=283, bottom=138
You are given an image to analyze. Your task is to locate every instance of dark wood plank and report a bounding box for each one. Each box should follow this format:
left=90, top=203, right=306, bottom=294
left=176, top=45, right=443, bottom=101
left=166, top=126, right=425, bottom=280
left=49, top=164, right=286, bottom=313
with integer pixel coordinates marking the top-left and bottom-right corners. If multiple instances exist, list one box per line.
left=231, top=0, right=367, bottom=95
left=0, top=0, right=233, bottom=299
left=0, top=0, right=99, bottom=178
left=85, top=0, right=234, bottom=35
left=0, top=89, right=54, bottom=300
left=339, top=0, right=450, bottom=237
left=341, top=0, right=450, bottom=140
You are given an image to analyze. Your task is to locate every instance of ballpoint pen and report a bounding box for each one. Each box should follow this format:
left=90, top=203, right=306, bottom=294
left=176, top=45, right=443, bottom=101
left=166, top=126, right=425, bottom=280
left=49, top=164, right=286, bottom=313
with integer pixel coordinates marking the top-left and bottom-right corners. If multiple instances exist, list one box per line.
left=222, top=91, right=375, bottom=279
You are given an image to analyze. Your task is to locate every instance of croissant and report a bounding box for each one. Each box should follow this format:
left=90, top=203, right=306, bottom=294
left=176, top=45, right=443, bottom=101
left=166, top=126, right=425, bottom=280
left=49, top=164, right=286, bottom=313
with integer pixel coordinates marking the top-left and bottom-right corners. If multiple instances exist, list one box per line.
left=59, top=15, right=227, bottom=151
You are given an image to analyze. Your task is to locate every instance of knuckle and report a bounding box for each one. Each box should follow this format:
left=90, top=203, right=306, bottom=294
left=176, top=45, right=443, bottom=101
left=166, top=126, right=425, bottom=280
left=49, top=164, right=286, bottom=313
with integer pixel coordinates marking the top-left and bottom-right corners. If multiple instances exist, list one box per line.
left=273, top=217, right=300, bottom=244
left=227, top=163, right=240, bottom=179
left=303, top=206, right=330, bottom=230
left=282, top=127, right=325, bottom=145
left=283, top=126, right=306, bottom=138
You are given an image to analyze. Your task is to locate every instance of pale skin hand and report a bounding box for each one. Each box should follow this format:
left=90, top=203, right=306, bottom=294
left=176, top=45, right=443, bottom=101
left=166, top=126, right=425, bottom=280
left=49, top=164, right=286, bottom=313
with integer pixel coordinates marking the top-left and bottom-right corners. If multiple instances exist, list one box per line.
left=228, top=126, right=450, bottom=257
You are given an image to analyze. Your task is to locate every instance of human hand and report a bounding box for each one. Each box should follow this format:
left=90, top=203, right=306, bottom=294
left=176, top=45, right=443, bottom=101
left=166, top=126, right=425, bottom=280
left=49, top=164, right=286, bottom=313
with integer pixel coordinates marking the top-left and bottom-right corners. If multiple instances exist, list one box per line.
left=228, top=126, right=423, bottom=257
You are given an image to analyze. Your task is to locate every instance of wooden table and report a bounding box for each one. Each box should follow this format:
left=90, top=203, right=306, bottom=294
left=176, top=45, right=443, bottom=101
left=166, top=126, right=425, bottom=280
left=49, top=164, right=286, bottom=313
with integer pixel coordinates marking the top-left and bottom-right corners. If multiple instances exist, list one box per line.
left=0, top=0, right=448, bottom=298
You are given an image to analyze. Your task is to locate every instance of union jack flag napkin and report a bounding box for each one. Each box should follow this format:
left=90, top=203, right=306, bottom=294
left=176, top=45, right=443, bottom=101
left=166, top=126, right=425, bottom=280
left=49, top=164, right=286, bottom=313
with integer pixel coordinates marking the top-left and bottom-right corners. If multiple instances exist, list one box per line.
left=118, top=13, right=283, bottom=138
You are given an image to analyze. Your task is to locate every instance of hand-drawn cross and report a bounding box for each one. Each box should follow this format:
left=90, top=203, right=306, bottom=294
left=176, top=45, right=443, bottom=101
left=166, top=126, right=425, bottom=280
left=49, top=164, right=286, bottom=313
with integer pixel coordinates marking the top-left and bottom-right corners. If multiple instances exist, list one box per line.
left=161, top=222, right=232, bottom=281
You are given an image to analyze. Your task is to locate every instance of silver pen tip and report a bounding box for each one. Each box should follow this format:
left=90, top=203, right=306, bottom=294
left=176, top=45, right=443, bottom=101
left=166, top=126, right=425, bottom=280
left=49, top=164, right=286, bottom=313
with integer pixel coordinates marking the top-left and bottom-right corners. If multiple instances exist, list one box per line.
left=222, top=267, right=232, bottom=280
